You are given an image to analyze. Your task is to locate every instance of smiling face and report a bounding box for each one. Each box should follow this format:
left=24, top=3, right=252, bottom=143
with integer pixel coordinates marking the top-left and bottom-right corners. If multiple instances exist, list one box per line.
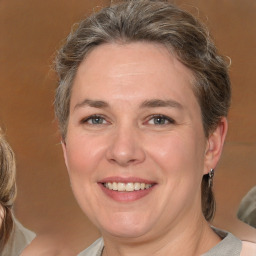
left=62, top=42, right=217, bottom=240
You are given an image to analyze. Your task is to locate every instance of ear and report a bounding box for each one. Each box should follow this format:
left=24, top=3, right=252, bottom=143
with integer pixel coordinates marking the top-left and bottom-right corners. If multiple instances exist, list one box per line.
left=61, top=140, right=69, bottom=170
left=204, top=117, right=228, bottom=174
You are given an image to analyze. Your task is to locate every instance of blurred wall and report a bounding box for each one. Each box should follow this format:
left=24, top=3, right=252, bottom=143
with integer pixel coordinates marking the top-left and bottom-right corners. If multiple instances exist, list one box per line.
left=0, top=0, right=255, bottom=254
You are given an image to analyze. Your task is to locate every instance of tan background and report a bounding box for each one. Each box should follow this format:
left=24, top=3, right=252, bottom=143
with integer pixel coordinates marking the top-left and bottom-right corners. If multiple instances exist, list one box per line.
left=0, top=0, right=255, bottom=255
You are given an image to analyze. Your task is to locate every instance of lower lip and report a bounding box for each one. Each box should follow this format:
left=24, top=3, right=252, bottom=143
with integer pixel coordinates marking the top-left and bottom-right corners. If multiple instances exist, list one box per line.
left=99, top=183, right=155, bottom=202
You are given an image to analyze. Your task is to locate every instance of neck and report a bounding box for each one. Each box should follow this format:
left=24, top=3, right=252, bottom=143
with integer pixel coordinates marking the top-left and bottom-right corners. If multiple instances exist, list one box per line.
left=102, top=214, right=221, bottom=256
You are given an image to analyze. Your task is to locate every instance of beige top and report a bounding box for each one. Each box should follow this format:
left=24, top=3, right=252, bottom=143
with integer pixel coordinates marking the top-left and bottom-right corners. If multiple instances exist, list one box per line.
left=77, top=228, right=256, bottom=256
left=2, top=217, right=36, bottom=256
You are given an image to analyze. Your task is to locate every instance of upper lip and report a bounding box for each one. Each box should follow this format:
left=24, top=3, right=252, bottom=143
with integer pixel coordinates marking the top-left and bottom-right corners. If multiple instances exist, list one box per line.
left=98, top=176, right=156, bottom=184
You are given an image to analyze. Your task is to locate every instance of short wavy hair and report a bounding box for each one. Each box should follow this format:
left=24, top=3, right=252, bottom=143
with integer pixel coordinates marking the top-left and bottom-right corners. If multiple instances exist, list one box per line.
left=0, top=129, right=16, bottom=252
left=54, top=0, right=231, bottom=221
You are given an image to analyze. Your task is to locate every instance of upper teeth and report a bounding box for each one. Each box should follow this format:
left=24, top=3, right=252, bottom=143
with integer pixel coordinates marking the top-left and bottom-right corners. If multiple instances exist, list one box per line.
left=104, top=182, right=152, bottom=192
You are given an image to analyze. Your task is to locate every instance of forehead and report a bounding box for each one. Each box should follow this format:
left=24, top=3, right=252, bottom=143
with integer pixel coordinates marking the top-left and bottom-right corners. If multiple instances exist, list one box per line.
left=71, top=42, right=196, bottom=107
left=78, top=42, right=194, bottom=79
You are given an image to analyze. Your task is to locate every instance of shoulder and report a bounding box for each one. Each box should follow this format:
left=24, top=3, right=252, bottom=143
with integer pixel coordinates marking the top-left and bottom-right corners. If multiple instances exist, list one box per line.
left=2, top=217, right=36, bottom=256
left=237, top=186, right=256, bottom=227
left=205, top=227, right=256, bottom=256
left=13, top=217, right=36, bottom=244
left=241, top=240, right=256, bottom=256
left=77, top=238, right=104, bottom=256
left=203, top=227, right=242, bottom=256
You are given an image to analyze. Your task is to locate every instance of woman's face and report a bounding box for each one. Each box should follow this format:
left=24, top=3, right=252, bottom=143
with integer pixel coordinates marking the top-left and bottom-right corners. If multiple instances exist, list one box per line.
left=62, top=42, right=219, bottom=240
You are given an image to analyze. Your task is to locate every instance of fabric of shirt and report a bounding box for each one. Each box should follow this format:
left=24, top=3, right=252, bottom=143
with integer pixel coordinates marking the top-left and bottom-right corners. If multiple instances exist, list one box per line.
left=237, top=186, right=256, bottom=228
left=2, top=217, right=36, bottom=256
left=77, top=228, right=256, bottom=256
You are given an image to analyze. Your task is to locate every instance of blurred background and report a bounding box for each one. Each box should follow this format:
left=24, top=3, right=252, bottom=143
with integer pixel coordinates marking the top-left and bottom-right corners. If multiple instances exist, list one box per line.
left=0, top=0, right=255, bottom=255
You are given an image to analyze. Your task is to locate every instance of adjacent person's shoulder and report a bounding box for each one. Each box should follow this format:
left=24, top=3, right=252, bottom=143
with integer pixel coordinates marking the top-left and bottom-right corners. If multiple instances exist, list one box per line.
left=77, top=238, right=104, bottom=256
left=241, top=240, right=256, bottom=256
left=2, top=217, right=36, bottom=256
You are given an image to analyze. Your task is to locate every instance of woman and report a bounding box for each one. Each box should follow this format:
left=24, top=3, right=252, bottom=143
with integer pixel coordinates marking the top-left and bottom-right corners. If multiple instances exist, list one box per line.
left=0, top=128, right=35, bottom=255
left=54, top=0, right=256, bottom=255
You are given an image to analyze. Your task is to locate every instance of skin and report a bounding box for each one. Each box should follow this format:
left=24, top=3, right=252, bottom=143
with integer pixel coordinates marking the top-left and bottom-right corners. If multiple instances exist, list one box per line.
left=62, top=42, right=228, bottom=256
left=0, top=205, right=4, bottom=229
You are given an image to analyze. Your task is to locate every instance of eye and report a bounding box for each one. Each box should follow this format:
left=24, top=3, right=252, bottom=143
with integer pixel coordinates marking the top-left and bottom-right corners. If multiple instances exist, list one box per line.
left=81, top=115, right=108, bottom=125
left=147, top=115, right=175, bottom=125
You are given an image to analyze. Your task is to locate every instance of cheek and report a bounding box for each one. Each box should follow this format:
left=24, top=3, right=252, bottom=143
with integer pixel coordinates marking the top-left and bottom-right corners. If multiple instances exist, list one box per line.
left=65, top=134, right=106, bottom=179
left=64, top=134, right=107, bottom=218
left=145, top=131, right=206, bottom=183
left=149, top=132, right=206, bottom=208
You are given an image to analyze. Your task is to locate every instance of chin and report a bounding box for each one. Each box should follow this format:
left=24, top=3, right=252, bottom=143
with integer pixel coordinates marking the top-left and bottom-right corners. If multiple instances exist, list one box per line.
left=97, top=213, right=154, bottom=239
left=103, top=225, right=150, bottom=239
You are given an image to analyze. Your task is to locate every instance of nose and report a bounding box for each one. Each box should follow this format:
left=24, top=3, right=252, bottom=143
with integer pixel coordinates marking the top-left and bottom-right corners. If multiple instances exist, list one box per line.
left=106, top=125, right=146, bottom=167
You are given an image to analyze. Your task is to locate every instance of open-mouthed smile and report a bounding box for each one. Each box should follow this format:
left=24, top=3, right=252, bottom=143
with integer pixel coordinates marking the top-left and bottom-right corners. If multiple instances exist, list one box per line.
left=98, top=178, right=157, bottom=202
left=103, top=182, right=153, bottom=192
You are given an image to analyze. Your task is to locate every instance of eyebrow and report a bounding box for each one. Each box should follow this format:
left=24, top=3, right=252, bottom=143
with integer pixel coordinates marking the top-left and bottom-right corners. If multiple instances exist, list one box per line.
left=140, top=99, right=183, bottom=109
left=74, top=99, right=109, bottom=111
left=73, top=98, right=183, bottom=111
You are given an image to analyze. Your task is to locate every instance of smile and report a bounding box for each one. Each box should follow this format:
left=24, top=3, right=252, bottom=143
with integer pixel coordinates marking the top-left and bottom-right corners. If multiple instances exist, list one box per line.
left=99, top=177, right=156, bottom=202
left=103, top=182, right=153, bottom=192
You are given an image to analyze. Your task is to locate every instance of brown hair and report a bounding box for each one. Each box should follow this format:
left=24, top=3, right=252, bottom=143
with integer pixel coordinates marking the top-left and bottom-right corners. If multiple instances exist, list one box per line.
left=0, top=129, right=16, bottom=251
left=54, top=0, right=231, bottom=221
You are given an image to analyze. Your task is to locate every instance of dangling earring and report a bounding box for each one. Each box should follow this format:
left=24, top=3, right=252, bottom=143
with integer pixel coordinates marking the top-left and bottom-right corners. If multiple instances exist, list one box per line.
left=208, top=169, right=214, bottom=188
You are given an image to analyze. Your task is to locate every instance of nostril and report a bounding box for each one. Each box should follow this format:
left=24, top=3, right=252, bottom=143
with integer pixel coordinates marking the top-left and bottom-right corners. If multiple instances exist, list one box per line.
left=107, top=153, right=145, bottom=166
left=108, top=157, right=137, bottom=166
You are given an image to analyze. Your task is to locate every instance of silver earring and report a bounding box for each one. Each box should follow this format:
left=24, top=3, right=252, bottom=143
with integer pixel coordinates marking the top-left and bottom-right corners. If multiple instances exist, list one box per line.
left=208, top=169, right=214, bottom=188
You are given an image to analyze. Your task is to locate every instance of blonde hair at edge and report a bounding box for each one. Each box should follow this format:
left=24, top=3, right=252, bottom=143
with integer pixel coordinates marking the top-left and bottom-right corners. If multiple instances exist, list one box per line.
left=0, top=128, right=16, bottom=252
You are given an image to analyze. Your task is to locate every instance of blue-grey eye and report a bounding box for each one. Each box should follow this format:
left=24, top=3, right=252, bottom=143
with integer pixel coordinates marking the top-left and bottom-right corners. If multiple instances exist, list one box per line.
left=148, top=115, right=173, bottom=125
left=91, top=116, right=104, bottom=124
left=85, top=115, right=107, bottom=125
left=153, top=116, right=167, bottom=125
